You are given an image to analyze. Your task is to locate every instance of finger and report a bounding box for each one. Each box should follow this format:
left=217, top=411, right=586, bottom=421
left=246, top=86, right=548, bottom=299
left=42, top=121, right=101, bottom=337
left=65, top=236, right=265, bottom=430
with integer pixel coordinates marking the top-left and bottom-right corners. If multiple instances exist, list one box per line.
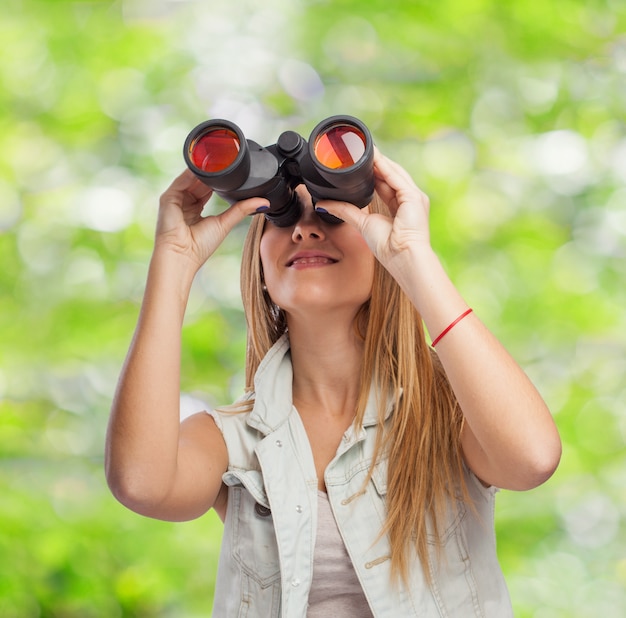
left=373, top=149, right=426, bottom=194
left=162, top=170, right=214, bottom=210
left=163, top=171, right=202, bottom=199
left=315, top=200, right=369, bottom=232
left=168, top=169, right=205, bottom=192
left=373, top=151, right=430, bottom=210
left=214, top=196, right=271, bottom=232
left=373, top=176, right=397, bottom=209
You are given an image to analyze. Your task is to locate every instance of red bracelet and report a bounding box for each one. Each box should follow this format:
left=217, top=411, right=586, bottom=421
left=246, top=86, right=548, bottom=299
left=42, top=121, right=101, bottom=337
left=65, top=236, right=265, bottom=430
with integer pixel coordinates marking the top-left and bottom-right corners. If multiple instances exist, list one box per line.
left=431, top=308, right=473, bottom=347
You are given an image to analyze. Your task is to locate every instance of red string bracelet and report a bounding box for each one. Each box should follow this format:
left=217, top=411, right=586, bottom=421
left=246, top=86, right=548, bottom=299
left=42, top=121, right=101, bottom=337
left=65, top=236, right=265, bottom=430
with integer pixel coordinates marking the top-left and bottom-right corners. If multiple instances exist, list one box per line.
left=431, top=308, right=473, bottom=348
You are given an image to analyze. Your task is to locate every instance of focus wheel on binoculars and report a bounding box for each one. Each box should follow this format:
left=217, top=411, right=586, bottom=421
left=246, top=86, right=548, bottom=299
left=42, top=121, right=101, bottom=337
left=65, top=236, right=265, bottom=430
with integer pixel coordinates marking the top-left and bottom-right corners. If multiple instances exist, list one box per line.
left=277, top=131, right=304, bottom=157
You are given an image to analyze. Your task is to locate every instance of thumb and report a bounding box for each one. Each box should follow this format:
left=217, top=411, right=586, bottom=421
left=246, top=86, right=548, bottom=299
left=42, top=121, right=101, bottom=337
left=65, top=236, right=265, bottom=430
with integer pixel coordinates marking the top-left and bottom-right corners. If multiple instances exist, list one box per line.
left=315, top=200, right=368, bottom=231
left=216, top=196, right=271, bottom=230
left=316, top=199, right=393, bottom=259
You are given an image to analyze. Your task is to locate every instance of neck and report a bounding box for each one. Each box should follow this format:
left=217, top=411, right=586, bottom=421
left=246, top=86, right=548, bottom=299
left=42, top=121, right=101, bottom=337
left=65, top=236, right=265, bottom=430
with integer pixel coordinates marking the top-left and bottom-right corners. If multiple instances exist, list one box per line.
left=287, top=313, right=364, bottom=419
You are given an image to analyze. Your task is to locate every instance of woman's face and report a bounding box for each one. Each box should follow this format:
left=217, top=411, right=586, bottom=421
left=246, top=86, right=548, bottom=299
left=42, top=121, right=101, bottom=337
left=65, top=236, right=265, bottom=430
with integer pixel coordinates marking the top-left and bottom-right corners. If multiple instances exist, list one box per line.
left=259, top=186, right=375, bottom=321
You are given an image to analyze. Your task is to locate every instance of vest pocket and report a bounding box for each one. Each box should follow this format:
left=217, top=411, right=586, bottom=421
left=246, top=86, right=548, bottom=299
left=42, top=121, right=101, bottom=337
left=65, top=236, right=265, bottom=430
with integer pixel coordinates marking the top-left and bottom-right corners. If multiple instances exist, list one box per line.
left=427, top=503, right=484, bottom=617
left=370, top=460, right=483, bottom=616
left=230, top=486, right=282, bottom=588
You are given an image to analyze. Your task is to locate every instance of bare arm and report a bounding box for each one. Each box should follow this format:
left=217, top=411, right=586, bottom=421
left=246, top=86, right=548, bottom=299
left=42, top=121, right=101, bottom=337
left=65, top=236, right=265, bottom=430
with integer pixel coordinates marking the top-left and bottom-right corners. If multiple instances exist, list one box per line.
left=105, top=170, right=269, bottom=521
left=317, top=150, right=561, bottom=491
left=392, top=245, right=561, bottom=490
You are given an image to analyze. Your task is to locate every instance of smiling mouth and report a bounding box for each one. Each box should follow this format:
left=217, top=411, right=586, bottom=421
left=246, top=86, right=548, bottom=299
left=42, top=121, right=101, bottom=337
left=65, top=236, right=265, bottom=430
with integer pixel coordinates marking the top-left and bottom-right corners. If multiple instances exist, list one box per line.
left=288, top=256, right=338, bottom=267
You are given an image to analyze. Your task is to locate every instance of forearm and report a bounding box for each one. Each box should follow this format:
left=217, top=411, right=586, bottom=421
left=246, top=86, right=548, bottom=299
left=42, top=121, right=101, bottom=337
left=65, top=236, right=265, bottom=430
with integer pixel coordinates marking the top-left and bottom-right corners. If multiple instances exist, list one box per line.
left=394, top=246, right=561, bottom=489
left=105, top=249, right=198, bottom=505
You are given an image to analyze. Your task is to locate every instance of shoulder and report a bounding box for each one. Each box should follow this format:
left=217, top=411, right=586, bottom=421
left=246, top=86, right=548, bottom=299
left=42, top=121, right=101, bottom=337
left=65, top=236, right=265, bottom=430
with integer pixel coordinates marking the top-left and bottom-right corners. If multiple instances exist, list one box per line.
left=208, top=395, right=255, bottom=431
left=179, top=411, right=228, bottom=459
left=207, top=396, right=267, bottom=469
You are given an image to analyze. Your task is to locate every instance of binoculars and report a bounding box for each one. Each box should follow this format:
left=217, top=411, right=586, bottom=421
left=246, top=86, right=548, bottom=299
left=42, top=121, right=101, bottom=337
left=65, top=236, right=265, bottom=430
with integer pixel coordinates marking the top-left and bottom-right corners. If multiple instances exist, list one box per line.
left=183, top=115, right=375, bottom=227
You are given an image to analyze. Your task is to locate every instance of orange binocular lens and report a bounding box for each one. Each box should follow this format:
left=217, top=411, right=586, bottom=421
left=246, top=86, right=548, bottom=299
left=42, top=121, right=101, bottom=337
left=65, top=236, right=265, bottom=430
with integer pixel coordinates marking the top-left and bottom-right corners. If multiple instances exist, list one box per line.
left=313, top=124, right=367, bottom=170
left=189, top=128, right=240, bottom=173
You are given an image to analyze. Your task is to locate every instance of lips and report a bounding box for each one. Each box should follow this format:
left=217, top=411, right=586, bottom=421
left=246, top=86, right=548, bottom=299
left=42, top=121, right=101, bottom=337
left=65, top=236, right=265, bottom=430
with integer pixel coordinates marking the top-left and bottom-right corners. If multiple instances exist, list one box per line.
left=286, top=251, right=338, bottom=267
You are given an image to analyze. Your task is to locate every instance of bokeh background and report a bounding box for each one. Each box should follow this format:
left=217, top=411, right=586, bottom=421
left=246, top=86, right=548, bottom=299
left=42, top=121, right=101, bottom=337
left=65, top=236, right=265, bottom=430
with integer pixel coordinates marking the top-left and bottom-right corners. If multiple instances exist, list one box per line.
left=1, top=0, right=625, bottom=616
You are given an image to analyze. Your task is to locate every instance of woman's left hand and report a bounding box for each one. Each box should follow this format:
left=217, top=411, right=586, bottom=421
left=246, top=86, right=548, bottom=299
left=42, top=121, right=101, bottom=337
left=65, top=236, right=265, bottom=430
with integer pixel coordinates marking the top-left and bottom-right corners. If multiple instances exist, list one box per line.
left=315, top=148, right=432, bottom=272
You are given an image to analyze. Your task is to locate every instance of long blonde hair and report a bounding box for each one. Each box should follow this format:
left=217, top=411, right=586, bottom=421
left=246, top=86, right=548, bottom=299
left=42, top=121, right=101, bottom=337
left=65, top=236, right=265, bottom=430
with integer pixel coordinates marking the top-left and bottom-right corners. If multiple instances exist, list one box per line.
left=240, top=195, right=466, bottom=584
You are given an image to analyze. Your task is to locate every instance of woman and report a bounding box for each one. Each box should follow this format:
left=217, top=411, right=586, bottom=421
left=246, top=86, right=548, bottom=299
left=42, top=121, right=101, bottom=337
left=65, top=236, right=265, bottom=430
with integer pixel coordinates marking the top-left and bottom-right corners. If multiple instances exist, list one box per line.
left=105, top=147, right=561, bottom=617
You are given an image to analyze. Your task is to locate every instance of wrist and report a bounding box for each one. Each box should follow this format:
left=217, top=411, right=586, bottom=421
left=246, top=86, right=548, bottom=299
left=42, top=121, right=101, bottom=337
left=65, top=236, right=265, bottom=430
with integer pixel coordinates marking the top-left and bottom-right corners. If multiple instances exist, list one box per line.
left=147, top=246, right=200, bottom=305
left=385, top=244, right=441, bottom=295
left=151, top=242, right=202, bottom=277
left=386, top=245, right=469, bottom=325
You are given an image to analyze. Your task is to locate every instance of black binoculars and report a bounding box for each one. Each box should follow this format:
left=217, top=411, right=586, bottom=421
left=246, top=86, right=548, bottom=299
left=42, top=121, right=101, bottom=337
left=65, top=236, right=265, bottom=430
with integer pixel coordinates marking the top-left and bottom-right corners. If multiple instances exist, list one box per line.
left=183, top=115, right=375, bottom=227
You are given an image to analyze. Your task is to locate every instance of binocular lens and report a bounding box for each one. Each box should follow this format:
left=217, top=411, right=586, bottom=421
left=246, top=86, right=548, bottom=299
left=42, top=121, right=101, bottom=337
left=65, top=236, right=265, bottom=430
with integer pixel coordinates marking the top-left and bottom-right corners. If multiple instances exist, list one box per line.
left=313, top=124, right=367, bottom=170
left=189, top=128, right=240, bottom=173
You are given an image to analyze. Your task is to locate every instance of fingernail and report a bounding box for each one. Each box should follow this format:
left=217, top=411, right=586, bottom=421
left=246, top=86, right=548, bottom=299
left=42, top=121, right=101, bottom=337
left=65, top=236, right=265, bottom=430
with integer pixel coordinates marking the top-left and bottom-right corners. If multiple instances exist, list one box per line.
left=315, top=206, right=328, bottom=214
left=255, top=205, right=270, bottom=213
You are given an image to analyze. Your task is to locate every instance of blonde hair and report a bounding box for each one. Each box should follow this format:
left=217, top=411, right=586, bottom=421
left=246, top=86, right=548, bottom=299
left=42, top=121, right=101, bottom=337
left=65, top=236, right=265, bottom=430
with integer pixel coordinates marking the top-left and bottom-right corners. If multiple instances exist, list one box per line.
left=240, top=196, right=466, bottom=585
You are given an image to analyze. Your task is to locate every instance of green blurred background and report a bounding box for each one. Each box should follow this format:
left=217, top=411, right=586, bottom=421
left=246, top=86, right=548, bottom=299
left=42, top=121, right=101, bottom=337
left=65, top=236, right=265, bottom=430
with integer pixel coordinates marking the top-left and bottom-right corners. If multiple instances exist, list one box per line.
left=1, top=0, right=625, bottom=616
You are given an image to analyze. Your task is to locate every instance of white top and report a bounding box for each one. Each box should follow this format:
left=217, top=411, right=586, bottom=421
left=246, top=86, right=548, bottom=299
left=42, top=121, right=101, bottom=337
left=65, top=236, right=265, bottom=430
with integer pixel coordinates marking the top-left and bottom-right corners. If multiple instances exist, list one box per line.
left=307, top=491, right=374, bottom=617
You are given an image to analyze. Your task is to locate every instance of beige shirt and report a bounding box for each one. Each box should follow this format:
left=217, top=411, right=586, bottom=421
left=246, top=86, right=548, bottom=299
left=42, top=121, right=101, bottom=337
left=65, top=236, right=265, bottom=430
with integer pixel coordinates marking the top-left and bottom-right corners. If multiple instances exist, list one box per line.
left=307, top=491, right=374, bottom=617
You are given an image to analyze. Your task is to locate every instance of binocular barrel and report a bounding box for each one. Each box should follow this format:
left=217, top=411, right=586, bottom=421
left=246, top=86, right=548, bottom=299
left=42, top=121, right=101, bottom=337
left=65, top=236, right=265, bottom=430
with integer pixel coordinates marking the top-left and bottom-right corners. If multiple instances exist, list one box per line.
left=183, top=115, right=375, bottom=227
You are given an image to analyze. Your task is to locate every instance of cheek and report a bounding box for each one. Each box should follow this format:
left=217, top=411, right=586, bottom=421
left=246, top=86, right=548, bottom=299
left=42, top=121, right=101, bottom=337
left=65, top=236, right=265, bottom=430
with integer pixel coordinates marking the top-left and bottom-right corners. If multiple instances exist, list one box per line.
left=259, top=237, right=268, bottom=271
left=363, top=258, right=376, bottom=295
left=358, top=247, right=376, bottom=296
left=259, top=234, right=281, bottom=290
left=259, top=233, right=274, bottom=274
left=352, top=236, right=375, bottom=271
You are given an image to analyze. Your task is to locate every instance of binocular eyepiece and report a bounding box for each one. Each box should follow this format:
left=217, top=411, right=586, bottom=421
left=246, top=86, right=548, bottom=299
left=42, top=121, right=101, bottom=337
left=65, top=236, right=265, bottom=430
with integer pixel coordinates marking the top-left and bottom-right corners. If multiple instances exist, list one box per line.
left=183, top=115, right=375, bottom=227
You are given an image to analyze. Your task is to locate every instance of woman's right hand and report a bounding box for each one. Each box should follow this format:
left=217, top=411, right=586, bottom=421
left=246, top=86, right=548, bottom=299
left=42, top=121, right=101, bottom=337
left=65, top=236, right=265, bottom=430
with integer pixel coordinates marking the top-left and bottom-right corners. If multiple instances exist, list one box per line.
left=155, top=169, right=270, bottom=270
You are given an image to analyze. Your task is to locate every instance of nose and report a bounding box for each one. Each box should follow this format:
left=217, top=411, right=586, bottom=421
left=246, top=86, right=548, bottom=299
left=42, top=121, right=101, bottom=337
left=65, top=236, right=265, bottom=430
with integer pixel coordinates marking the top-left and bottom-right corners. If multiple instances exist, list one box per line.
left=291, top=204, right=325, bottom=242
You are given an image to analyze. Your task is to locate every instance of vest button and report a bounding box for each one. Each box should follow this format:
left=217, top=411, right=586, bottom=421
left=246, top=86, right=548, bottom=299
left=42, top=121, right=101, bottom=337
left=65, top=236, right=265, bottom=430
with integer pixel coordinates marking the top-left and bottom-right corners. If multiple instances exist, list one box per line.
left=254, top=503, right=272, bottom=517
left=291, top=578, right=301, bottom=587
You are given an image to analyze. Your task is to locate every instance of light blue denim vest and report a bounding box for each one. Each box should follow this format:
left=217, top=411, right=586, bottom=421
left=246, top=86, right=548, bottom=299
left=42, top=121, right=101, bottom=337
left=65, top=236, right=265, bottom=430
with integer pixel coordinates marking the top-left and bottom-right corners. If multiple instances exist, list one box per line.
left=209, top=335, right=514, bottom=617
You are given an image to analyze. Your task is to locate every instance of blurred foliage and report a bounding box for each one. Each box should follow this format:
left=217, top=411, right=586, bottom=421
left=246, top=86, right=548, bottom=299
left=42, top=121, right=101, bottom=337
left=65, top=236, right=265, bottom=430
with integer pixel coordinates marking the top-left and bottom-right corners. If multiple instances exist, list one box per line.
left=1, top=0, right=625, bottom=616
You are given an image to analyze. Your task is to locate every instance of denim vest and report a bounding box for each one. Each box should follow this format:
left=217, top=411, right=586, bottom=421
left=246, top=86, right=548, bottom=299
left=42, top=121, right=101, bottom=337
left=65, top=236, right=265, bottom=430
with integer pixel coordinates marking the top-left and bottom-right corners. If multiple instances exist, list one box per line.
left=209, top=335, right=514, bottom=617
